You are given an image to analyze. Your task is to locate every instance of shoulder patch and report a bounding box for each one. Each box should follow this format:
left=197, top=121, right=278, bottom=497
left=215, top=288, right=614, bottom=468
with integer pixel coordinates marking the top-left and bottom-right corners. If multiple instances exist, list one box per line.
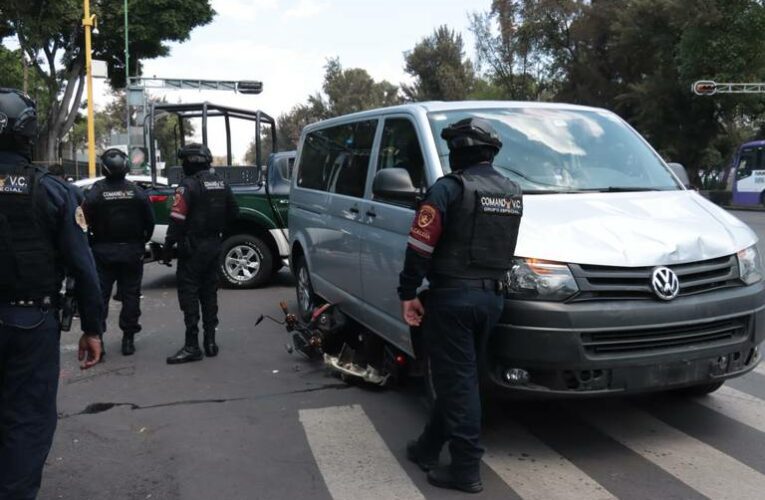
left=75, top=206, right=88, bottom=231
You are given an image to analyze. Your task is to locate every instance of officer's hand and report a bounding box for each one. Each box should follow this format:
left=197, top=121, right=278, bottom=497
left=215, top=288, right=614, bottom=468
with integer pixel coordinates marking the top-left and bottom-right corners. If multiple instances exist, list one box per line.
left=78, top=334, right=102, bottom=369
left=401, top=298, right=425, bottom=327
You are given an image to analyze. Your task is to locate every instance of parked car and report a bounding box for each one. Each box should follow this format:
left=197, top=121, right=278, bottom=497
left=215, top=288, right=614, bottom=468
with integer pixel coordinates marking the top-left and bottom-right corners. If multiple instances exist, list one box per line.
left=289, top=101, right=765, bottom=397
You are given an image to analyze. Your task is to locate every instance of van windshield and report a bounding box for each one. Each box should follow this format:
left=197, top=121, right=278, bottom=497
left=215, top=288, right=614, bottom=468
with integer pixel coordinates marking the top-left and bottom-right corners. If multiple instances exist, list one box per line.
left=428, top=108, right=681, bottom=193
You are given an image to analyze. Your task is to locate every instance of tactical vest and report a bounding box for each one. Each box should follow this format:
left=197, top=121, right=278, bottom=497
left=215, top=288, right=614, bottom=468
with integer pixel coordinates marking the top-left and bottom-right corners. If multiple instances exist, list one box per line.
left=187, top=170, right=228, bottom=238
left=431, top=168, right=523, bottom=280
left=0, top=162, right=58, bottom=299
left=90, top=179, right=146, bottom=244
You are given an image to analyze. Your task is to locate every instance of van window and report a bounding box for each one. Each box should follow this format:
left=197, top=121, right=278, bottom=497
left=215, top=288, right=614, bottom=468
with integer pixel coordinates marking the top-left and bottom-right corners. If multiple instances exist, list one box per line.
left=377, top=118, right=425, bottom=190
left=738, top=147, right=764, bottom=180
left=297, top=120, right=377, bottom=197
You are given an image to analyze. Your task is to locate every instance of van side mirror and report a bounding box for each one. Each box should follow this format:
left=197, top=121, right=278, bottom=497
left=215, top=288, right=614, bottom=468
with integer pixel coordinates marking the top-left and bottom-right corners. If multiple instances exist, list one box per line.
left=667, top=162, right=691, bottom=188
left=372, top=168, right=418, bottom=206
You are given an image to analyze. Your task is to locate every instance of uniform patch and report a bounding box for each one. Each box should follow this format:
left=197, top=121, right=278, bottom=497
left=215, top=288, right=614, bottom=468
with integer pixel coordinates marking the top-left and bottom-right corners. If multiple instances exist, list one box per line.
left=417, top=205, right=437, bottom=228
left=170, top=191, right=188, bottom=220
left=75, top=206, right=88, bottom=231
left=0, top=173, right=30, bottom=194
left=102, top=190, right=135, bottom=200
left=203, top=180, right=225, bottom=190
left=477, top=192, right=523, bottom=216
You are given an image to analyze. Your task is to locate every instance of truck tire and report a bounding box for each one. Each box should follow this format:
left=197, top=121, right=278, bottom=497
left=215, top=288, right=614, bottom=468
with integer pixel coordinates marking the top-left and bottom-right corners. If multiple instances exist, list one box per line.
left=219, top=235, right=274, bottom=289
left=294, top=254, right=319, bottom=321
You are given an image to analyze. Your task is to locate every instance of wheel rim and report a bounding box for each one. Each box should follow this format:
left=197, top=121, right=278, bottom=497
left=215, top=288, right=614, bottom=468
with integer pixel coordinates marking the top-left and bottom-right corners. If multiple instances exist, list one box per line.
left=224, top=245, right=261, bottom=282
left=297, top=265, right=312, bottom=313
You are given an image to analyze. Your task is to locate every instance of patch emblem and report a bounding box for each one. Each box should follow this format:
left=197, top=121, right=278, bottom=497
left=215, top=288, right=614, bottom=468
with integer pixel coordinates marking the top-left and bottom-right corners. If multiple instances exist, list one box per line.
left=417, top=205, right=437, bottom=228
left=75, top=206, right=88, bottom=231
left=0, top=173, right=30, bottom=194
left=0, top=113, right=7, bottom=135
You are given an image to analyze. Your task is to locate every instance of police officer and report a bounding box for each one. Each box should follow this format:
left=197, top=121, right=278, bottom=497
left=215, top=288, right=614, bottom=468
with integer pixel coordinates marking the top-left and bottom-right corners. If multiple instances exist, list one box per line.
left=164, top=143, right=238, bottom=364
left=0, top=88, right=103, bottom=499
left=82, top=149, right=155, bottom=356
left=399, top=118, right=522, bottom=494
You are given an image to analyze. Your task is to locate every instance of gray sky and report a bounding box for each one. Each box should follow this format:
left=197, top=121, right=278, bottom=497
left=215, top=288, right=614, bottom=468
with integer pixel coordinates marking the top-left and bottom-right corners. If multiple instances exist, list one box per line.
left=130, top=0, right=484, bottom=161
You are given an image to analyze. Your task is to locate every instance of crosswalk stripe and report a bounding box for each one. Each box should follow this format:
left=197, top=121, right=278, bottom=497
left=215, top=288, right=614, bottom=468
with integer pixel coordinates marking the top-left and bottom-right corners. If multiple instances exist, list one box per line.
left=483, top=422, right=616, bottom=500
left=579, top=405, right=765, bottom=500
left=696, top=385, right=765, bottom=434
left=299, top=405, right=424, bottom=500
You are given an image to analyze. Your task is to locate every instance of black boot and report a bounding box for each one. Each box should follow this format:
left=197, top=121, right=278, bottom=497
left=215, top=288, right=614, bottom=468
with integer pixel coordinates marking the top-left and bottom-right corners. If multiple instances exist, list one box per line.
left=406, top=440, right=439, bottom=472
left=166, top=346, right=203, bottom=364
left=203, top=331, right=219, bottom=357
left=121, top=333, right=135, bottom=356
left=426, top=466, right=483, bottom=494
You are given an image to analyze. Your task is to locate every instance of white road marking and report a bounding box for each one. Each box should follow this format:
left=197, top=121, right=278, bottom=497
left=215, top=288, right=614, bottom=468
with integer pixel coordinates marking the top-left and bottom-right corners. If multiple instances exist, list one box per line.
left=483, top=422, right=616, bottom=500
left=299, top=405, right=424, bottom=500
left=580, top=405, right=765, bottom=500
left=696, top=385, right=765, bottom=434
left=752, top=363, right=765, bottom=377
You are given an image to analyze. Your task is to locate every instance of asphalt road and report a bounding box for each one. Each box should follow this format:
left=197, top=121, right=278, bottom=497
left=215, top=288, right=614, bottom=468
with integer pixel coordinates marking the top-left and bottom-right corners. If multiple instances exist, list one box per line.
left=40, top=210, right=765, bottom=500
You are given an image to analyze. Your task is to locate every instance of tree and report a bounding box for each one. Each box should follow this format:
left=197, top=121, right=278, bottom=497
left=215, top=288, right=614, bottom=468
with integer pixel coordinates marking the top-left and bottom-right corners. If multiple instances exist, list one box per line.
left=2, top=0, right=214, bottom=161
left=311, top=58, right=401, bottom=117
left=403, top=26, right=475, bottom=101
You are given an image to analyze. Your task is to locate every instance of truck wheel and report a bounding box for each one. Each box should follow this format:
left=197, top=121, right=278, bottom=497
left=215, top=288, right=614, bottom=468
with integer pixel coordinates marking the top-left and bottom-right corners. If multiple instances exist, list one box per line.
left=219, top=235, right=274, bottom=289
left=676, top=381, right=724, bottom=397
left=294, top=255, right=319, bottom=321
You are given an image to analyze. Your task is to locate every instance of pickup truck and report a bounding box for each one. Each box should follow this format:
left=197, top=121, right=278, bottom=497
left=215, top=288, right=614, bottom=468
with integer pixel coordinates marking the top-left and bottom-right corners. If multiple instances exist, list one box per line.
left=144, top=102, right=294, bottom=289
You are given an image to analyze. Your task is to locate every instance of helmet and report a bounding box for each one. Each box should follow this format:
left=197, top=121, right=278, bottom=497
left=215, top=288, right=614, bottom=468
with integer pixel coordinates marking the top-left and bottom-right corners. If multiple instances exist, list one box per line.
left=441, top=118, right=503, bottom=153
left=0, top=88, right=37, bottom=157
left=178, top=143, right=212, bottom=176
left=100, top=148, right=129, bottom=179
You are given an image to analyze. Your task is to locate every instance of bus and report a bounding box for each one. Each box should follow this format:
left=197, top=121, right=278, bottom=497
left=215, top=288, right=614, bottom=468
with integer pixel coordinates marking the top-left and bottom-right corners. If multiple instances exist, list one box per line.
left=732, top=140, right=765, bottom=206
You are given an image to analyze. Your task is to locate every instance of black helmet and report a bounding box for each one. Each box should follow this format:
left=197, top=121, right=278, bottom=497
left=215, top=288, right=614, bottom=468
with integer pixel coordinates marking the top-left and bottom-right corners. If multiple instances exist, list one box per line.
left=100, top=148, right=129, bottom=179
left=178, top=143, right=212, bottom=176
left=441, top=117, right=503, bottom=153
left=0, top=88, right=37, bottom=158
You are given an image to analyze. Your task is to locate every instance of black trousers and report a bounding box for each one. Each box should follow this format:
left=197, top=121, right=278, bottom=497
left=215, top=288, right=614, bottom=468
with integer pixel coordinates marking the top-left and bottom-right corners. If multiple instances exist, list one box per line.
left=93, top=244, right=144, bottom=337
left=176, top=238, right=221, bottom=345
left=416, top=287, right=503, bottom=483
left=0, top=305, right=59, bottom=500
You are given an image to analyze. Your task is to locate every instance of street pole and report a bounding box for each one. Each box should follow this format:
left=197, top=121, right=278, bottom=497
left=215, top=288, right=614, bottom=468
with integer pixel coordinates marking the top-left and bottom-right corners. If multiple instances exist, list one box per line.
left=82, top=0, right=97, bottom=177
left=125, top=0, right=130, bottom=157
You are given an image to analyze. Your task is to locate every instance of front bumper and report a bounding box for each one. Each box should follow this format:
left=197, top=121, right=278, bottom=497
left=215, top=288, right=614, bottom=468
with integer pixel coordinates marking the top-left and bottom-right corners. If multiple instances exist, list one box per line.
left=484, top=281, right=765, bottom=398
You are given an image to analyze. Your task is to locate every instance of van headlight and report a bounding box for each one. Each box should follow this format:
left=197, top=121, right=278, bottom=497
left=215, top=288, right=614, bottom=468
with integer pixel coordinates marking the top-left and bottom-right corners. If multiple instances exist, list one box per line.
left=738, top=245, right=763, bottom=285
left=507, top=258, right=579, bottom=301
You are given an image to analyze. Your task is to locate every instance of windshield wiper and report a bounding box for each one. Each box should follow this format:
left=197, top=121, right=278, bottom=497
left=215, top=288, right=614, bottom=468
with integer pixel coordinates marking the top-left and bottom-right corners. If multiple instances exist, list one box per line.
left=597, top=186, right=665, bottom=192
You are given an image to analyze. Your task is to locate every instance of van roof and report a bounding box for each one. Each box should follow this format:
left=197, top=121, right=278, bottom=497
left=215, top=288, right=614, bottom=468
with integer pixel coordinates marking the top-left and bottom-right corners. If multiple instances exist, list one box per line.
left=304, top=100, right=610, bottom=132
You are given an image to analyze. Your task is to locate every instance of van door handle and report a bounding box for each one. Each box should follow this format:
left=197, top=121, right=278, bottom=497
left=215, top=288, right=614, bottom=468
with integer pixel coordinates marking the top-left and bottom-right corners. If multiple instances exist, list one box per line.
left=349, top=206, right=360, bottom=216
left=366, top=210, right=377, bottom=218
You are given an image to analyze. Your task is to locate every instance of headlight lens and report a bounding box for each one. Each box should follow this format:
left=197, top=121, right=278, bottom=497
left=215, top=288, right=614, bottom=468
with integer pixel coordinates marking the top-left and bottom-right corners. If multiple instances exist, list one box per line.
left=738, top=245, right=763, bottom=285
left=507, top=258, right=579, bottom=301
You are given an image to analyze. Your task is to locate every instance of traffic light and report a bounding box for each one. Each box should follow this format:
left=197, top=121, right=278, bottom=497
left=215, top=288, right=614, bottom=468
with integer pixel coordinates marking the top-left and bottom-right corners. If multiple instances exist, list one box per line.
left=238, top=81, right=263, bottom=95
left=693, top=80, right=717, bottom=96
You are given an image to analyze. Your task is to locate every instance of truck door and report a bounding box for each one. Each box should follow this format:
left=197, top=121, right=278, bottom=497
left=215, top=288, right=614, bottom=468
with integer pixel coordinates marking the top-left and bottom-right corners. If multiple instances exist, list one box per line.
left=360, top=116, right=428, bottom=354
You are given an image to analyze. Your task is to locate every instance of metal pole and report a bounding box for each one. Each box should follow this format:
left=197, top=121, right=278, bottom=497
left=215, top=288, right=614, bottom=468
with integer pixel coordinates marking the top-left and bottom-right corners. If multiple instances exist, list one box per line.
left=124, top=0, right=130, bottom=156
left=82, top=0, right=97, bottom=177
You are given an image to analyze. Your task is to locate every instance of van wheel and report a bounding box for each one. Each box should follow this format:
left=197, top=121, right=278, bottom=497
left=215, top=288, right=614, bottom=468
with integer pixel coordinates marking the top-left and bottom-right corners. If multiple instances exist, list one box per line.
left=219, top=235, right=274, bottom=289
left=294, top=255, right=319, bottom=321
left=676, top=381, right=724, bottom=397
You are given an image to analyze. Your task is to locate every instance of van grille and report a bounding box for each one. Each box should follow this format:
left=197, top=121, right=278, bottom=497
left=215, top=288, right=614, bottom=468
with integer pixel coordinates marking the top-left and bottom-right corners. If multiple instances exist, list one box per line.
left=581, top=316, right=750, bottom=356
left=569, top=255, right=740, bottom=302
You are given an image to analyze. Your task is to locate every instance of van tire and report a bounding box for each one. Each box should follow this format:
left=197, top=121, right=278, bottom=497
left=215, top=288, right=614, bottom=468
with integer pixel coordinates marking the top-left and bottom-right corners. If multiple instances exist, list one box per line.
left=295, top=255, right=319, bottom=321
left=676, top=381, right=724, bottom=397
left=219, top=235, right=274, bottom=289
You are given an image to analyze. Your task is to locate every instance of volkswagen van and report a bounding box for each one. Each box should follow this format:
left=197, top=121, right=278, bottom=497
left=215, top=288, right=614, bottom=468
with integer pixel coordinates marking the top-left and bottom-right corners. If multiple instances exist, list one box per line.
left=288, top=101, right=764, bottom=397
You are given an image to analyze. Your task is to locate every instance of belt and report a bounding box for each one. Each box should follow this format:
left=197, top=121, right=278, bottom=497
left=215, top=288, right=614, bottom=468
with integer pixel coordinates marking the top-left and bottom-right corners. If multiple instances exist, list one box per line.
left=2, top=296, right=55, bottom=308
left=429, top=277, right=505, bottom=293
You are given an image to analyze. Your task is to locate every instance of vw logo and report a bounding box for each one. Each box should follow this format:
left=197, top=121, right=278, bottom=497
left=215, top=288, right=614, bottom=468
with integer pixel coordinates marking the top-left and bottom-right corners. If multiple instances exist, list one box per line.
left=651, top=267, right=680, bottom=301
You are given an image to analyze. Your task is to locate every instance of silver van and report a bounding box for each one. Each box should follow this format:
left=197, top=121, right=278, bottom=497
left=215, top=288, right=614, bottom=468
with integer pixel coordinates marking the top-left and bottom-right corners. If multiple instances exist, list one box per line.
left=288, top=101, right=765, bottom=397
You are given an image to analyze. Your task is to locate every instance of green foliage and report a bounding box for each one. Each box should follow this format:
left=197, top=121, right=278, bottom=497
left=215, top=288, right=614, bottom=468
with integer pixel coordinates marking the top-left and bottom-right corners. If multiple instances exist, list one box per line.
left=1, top=0, right=214, bottom=161
left=403, top=26, right=475, bottom=101
left=310, top=58, right=401, bottom=117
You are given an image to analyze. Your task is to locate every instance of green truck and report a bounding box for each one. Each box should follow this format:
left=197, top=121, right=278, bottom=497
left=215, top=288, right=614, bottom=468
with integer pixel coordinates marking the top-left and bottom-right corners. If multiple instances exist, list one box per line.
left=144, top=102, right=294, bottom=288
